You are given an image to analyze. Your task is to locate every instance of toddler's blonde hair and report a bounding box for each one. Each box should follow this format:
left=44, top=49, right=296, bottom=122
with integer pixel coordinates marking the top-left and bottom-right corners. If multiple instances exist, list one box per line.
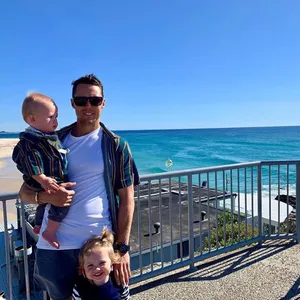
left=78, top=227, right=120, bottom=275
left=22, top=92, right=56, bottom=122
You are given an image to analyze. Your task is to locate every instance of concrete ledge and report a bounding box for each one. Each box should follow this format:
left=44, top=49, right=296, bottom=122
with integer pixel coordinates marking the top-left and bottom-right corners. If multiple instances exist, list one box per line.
left=131, top=239, right=300, bottom=300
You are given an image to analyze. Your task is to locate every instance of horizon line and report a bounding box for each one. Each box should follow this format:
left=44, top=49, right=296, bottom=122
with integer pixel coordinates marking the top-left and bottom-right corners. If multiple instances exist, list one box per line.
left=113, top=124, right=300, bottom=132
left=1, top=124, right=300, bottom=134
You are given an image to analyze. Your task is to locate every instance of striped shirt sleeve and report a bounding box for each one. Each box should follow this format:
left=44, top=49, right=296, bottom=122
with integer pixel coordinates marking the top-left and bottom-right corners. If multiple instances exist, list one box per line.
left=25, top=150, right=44, bottom=176
left=72, top=285, right=81, bottom=300
left=12, top=144, right=44, bottom=177
left=121, top=285, right=130, bottom=300
left=115, top=139, right=140, bottom=190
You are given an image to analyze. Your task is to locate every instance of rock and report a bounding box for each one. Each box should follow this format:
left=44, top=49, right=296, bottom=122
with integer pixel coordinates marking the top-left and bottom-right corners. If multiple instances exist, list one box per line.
left=280, top=211, right=296, bottom=233
left=275, top=194, right=296, bottom=209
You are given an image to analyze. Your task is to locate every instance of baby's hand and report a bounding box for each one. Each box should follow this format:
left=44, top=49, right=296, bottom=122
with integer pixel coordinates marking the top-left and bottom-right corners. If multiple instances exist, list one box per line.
left=41, top=177, right=60, bottom=194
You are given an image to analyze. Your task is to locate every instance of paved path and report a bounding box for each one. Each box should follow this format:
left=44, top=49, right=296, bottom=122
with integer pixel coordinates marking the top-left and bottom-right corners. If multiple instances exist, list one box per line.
left=131, top=239, right=300, bottom=300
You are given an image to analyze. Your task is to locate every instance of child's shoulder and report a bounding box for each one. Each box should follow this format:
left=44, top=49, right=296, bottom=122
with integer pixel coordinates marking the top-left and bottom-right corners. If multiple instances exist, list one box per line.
left=13, top=132, right=44, bottom=154
left=19, top=131, right=44, bottom=145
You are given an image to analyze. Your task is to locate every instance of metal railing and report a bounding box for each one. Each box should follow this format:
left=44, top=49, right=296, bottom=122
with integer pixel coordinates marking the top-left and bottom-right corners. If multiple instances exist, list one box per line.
left=1, top=160, right=300, bottom=299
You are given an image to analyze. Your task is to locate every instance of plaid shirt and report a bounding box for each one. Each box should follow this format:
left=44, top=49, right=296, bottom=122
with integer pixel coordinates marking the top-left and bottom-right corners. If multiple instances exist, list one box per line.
left=12, top=131, right=68, bottom=190
left=57, top=122, right=140, bottom=235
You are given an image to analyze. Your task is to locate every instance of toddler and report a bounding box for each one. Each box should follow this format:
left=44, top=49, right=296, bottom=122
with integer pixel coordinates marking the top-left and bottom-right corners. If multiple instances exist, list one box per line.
left=74, top=228, right=122, bottom=300
left=12, top=92, right=69, bottom=249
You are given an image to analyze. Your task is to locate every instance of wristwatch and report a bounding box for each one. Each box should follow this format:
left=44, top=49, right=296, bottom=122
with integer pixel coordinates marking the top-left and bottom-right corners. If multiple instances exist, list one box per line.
left=115, top=243, right=130, bottom=254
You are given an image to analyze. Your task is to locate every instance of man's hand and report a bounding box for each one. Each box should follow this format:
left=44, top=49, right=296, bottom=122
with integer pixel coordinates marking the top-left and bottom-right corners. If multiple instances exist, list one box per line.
left=113, top=252, right=131, bottom=286
left=39, top=182, right=76, bottom=207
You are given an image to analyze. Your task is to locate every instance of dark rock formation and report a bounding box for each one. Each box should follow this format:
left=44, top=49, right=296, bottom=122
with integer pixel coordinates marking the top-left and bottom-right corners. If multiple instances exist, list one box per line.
left=280, top=211, right=296, bottom=233
left=276, top=194, right=296, bottom=233
left=275, top=194, right=296, bottom=209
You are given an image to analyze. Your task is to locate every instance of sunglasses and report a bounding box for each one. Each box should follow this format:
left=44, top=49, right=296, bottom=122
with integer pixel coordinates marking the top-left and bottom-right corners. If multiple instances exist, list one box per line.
left=73, top=96, right=104, bottom=107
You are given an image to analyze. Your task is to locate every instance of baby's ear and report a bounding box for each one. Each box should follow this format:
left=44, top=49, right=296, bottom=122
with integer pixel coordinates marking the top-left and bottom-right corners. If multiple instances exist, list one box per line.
left=27, top=114, right=35, bottom=123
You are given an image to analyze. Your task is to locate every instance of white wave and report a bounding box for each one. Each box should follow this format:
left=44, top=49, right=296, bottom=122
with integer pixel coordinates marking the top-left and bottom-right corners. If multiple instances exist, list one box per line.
left=211, top=154, right=245, bottom=163
left=226, top=183, right=295, bottom=224
left=173, top=149, right=196, bottom=159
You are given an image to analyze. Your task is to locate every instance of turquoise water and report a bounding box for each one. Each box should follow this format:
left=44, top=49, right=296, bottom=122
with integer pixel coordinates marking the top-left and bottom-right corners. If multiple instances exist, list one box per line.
left=2, top=126, right=300, bottom=175
left=117, top=126, right=300, bottom=175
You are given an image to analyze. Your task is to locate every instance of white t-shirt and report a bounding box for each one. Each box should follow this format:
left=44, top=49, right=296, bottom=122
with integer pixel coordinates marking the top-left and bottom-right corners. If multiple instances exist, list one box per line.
left=36, top=127, right=112, bottom=250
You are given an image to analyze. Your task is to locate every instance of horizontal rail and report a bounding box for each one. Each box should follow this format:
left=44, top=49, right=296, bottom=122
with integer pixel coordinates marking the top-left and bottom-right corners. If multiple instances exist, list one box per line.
left=0, top=193, right=19, bottom=202
left=140, top=161, right=262, bottom=180
left=140, top=160, right=300, bottom=181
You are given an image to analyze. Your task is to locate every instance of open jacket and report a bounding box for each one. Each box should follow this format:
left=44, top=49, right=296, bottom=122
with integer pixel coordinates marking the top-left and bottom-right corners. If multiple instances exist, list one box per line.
left=57, top=122, right=140, bottom=235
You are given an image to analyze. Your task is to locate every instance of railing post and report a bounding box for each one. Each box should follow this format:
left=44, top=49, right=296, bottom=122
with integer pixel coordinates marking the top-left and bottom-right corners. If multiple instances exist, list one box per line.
left=187, top=174, right=196, bottom=270
left=21, top=202, right=31, bottom=299
left=257, top=164, right=263, bottom=244
left=43, top=291, right=48, bottom=300
left=2, top=200, right=13, bottom=300
left=296, top=164, right=300, bottom=243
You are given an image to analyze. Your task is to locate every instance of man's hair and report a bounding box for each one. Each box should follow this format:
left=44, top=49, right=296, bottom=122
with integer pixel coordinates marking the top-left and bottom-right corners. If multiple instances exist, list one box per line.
left=22, top=92, right=56, bottom=121
left=71, top=74, right=104, bottom=98
left=78, top=227, right=120, bottom=275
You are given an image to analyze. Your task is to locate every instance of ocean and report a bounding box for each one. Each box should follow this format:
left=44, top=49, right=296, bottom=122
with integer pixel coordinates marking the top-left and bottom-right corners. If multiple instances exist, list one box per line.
left=2, top=126, right=300, bottom=175
left=1, top=126, right=299, bottom=221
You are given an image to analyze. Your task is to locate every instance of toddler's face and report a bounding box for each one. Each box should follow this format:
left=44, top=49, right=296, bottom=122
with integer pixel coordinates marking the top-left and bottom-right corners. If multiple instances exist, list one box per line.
left=32, top=102, right=58, bottom=133
left=83, top=246, right=112, bottom=286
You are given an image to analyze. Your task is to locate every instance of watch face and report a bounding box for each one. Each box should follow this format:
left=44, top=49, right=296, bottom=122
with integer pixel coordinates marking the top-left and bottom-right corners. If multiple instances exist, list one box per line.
left=119, top=244, right=130, bottom=253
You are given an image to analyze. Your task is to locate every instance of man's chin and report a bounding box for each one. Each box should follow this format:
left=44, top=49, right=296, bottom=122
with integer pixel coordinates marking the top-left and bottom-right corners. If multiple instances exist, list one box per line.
left=78, top=118, right=99, bottom=124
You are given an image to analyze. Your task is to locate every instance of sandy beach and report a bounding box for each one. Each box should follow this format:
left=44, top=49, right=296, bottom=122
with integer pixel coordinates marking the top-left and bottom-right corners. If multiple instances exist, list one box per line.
left=0, top=138, right=19, bottom=161
left=0, top=138, right=23, bottom=222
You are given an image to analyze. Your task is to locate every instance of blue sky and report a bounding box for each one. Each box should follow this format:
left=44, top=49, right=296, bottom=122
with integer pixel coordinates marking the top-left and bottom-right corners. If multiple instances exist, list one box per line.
left=1, top=1, right=300, bottom=131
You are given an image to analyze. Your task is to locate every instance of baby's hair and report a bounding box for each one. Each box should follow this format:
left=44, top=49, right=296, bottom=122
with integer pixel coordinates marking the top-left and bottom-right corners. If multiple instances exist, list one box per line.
left=78, top=227, right=120, bottom=275
left=22, top=92, right=56, bottom=121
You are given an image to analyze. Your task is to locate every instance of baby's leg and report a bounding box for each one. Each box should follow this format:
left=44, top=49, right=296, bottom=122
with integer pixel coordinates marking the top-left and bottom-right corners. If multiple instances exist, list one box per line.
left=34, top=204, right=47, bottom=235
left=45, top=205, right=70, bottom=249
left=42, top=220, right=60, bottom=249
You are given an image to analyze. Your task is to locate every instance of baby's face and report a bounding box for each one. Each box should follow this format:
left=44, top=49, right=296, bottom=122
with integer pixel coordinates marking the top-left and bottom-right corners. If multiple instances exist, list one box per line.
left=83, top=246, right=112, bottom=286
left=32, top=101, right=58, bottom=133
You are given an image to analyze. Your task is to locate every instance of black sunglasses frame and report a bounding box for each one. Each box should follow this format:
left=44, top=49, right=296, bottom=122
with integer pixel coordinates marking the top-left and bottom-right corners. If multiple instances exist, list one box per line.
left=72, top=96, right=104, bottom=107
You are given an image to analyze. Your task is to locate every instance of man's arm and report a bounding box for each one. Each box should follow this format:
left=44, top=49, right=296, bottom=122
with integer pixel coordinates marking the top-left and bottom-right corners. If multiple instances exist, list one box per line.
left=112, top=137, right=139, bottom=286
left=116, top=185, right=135, bottom=244
left=113, top=184, right=135, bottom=286
left=19, top=182, right=76, bottom=206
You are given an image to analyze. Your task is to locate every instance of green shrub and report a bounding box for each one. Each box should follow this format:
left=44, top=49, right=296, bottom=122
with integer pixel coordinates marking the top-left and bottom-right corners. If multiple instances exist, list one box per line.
left=203, top=212, right=259, bottom=250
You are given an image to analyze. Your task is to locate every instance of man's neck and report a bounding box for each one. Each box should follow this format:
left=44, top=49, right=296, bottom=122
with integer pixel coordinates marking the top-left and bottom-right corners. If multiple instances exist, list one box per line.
left=71, top=121, right=100, bottom=137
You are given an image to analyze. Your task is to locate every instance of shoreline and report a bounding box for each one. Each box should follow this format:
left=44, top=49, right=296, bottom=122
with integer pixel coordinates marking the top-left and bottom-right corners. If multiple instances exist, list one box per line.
left=0, top=138, right=22, bottom=222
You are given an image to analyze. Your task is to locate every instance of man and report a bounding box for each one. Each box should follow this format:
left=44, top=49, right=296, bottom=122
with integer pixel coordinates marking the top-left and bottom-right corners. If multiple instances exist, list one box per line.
left=19, top=74, right=139, bottom=300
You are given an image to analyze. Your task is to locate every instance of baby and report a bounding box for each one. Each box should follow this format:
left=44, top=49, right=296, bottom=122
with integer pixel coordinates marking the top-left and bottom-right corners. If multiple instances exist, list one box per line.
left=74, top=228, right=122, bottom=300
left=12, top=92, right=69, bottom=249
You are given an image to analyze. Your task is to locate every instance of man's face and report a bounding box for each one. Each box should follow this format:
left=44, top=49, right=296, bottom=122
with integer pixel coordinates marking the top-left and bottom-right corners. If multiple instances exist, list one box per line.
left=71, top=84, right=105, bottom=125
